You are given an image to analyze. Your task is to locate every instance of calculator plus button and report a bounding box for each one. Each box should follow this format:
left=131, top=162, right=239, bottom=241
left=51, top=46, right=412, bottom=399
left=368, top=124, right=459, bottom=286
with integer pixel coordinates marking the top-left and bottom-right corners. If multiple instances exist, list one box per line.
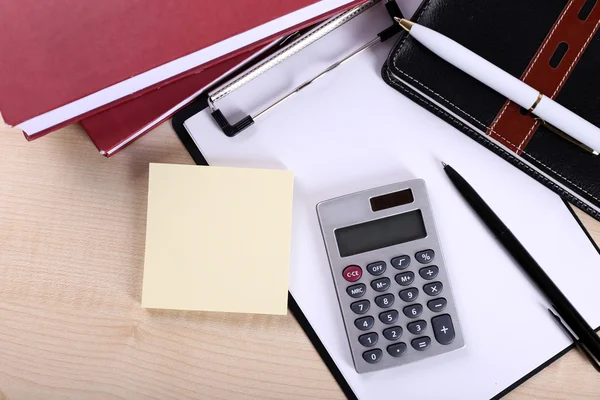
left=358, top=332, right=379, bottom=347
left=350, top=300, right=370, bottom=315
left=419, top=266, right=439, bottom=280
left=403, top=304, right=423, bottom=319
left=411, top=336, right=431, bottom=351
left=415, top=249, right=435, bottom=264
left=366, top=261, right=386, bottom=276
left=432, top=314, right=456, bottom=345
left=399, top=287, right=419, bottom=302
left=394, top=271, right=415, bottom=286
left=423, top=281, right=443, bottom=296
left=375, top=294, right=395, bottom=308
left=383, top=326, right=403, bottom=341
left=379, top=310, right=399, bottom=325
left=346, top=284, right=366, bottom=298
left=391, top=255, right=411, bottom=270
left=387, top=342, right=407, bottom=357
left=407, top=320, right=427, bottom=335
left=371, top=277, right=391, bottom=292
left=343, top=265, right=362, bottom=282
left=427, top=297, right=447, bottom=312
left=355, top=316, right=375, bottom=331
left=362, top=349, right=383, bottom=364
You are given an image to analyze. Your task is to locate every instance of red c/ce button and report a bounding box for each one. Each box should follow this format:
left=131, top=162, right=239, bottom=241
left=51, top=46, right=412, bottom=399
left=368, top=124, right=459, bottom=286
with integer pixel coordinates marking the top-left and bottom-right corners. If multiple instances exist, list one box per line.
left=343, top=265, right=362, bottom=282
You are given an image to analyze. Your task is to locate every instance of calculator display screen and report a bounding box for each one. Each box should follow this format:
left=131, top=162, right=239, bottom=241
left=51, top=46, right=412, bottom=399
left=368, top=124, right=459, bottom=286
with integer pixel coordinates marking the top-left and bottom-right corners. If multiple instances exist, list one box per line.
left=335, top=210, right=427, bottom=257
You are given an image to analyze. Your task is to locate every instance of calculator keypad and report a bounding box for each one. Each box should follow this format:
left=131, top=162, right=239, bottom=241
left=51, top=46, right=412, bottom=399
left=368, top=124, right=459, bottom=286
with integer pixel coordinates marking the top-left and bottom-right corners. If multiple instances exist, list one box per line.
left=343, top=248, right=462, bottom=371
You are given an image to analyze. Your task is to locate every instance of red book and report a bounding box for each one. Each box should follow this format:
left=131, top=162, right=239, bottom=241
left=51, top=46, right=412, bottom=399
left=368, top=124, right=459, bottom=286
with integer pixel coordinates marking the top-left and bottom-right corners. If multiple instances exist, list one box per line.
left=0, top=0, right=363, bottom=140
left=81, top=49, right=261, bottom=156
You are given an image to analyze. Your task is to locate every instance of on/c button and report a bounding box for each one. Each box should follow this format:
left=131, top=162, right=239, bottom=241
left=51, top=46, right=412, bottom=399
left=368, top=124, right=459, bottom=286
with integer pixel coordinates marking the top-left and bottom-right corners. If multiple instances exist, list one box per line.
left=343, top=265, right=362, bottom=282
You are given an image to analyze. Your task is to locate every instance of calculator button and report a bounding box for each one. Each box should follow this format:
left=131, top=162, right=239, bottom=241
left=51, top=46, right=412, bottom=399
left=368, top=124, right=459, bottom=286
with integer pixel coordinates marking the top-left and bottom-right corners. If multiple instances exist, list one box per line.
left=358, top=332, right=379, bottom=347
left=415, top=249, right=435, bottom=264
left=407, top=320, right=427, bottom=335
left=375, top=294, right=395, bottom=308
left=411, top=336, right=431, bottom=351
left=403, top=304, right=423, bottom=319
left=379, top=310, right=399, bottom=325
left=343, top=265, right=362, bottom=282
left=383, top=326, right=403, bottom=341
left=391, top=255, right=411, bottom=270
left=350, top=300, right=370, bottom=315
left=362, top=349, right=383, bottom=364
left=423, top=281, right=443, bottom=296
left=366, top=261, right=386, bottom=276
left=395, top=271, right=415, bottom=286
left=371, top=277, right=391, bottom=292
left=355, top=316, right=375, bottom=331
left=432, top=314, right=456, bottom=345
left=346, top=283, right=366, bottom=298
left=387, top=342, right=407, bottom=357
left=399, top=287, right=419, bottom=302
left=427, top=297, right=447, bottom=312
left=419, top=266, right=439, bottom=280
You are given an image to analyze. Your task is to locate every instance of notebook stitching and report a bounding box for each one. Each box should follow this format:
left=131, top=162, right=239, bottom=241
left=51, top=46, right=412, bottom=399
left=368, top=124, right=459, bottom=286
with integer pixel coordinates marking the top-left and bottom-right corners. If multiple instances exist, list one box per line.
left=384, top=68, right=600, bottom=203
left=491, top=0, right=575, bottom=150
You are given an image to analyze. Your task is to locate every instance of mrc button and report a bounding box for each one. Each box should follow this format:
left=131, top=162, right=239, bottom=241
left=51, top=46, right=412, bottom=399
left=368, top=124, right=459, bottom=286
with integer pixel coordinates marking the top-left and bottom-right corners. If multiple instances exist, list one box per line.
left=343, top=265, right=362, bottom=282
left=346, top=283, right=366, bottom=298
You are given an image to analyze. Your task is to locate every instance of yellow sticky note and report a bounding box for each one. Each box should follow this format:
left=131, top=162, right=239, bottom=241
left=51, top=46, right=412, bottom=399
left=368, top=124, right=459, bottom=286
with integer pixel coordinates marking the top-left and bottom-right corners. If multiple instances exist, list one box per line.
left=141, top=163, right=294, bottom=315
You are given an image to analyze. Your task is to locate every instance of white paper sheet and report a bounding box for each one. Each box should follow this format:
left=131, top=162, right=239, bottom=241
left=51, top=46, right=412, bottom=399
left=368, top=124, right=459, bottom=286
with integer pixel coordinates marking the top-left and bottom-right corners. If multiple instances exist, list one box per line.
left=181, top=4, right=600, bottom=399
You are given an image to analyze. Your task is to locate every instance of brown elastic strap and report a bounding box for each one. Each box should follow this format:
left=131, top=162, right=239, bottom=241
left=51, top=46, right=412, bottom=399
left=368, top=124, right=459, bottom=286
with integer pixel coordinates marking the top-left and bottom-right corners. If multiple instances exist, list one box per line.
left=487, top=0, right=600, bottom=154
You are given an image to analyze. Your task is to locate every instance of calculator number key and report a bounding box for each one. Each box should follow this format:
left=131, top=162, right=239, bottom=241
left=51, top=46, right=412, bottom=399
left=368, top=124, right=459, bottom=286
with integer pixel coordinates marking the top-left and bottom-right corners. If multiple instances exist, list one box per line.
left=387, top=342, right=407, bottom=357
left=366, top=261, right=386, bottom=276
left=371, top=277, right=391, bottom=292
left=383, top=326, right=403, bottom=341
left=379, top=310, right=399, bottom=325
left=362, top=349, right=383, bottom=364
left=432, top=314, right=456, bottom=345
left=403, top=304, right=423, bottom=318
left=416, top=249, right=435, bottom=264
left=391, top=255, right=411, bottom=270
left=358, top=332, right=379, bottom=347
left=399, top=287, right=419, bottom=302
left=346, top=283, right=366, bottom=298
left=427, top=297, right=447, bottom=312
left=343, top=265, right=362, bottom=282
left=423, top=281, right=443, bottom=296
left=419, top=266, right=439, bottom=280
left=407, top=320, right=427, bottom=335
left=375, top=294, right=395, bottom=308
left=350, top=300, right=370, bottom=315
left=355, top=316, right=375, bottom=331
left=395, top=271, right=415, bottom=286
left=411, top=336, right=431, bottom=351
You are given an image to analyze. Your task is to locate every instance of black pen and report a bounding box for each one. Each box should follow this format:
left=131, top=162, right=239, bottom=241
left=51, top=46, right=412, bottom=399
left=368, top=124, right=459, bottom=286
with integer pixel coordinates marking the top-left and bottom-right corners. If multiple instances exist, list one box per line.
left=442, top=161, right=600, bottom=370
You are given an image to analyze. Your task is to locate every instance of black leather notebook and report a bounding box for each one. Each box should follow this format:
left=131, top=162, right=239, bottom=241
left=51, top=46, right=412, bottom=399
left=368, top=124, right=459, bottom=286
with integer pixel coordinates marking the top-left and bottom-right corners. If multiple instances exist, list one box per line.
left=383, top=0, right=600, bottom=220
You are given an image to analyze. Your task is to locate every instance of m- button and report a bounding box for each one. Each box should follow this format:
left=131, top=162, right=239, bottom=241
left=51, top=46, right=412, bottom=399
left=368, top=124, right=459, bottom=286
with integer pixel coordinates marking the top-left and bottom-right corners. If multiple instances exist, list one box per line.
left=343, top=265, right=362, bottom=282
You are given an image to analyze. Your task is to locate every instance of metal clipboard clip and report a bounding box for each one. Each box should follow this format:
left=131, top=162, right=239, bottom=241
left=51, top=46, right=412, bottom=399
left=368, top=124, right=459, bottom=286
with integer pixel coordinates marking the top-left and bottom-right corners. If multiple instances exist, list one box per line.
left=206, top=0, right=403, bottom=137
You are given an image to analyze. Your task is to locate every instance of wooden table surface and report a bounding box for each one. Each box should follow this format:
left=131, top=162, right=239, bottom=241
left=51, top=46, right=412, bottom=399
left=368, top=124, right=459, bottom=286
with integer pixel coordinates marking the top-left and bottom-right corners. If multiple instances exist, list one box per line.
left=1, top=122, right=599, bottom=400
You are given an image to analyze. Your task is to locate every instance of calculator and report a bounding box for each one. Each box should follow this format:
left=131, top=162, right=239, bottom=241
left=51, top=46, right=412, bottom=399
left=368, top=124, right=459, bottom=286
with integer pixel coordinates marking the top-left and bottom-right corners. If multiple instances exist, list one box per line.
left=316, top=179, right=464, bottom=373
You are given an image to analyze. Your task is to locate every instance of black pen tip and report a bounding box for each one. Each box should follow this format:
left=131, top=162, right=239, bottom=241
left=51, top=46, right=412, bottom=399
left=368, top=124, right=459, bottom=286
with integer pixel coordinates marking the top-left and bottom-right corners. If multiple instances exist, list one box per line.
left=441, top=161, right=447, bottom=168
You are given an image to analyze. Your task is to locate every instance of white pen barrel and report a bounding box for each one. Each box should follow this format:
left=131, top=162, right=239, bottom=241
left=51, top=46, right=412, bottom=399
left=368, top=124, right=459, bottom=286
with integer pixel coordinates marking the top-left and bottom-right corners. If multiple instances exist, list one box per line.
left=410, top=24, right=539, bottom=109
left=534, top=96, right=600, bottom=151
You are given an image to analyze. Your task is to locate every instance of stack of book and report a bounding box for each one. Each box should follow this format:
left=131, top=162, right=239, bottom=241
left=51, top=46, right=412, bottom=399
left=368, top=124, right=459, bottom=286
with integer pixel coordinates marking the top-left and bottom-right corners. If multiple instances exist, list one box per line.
left=0, top=0, right=363, bottom=156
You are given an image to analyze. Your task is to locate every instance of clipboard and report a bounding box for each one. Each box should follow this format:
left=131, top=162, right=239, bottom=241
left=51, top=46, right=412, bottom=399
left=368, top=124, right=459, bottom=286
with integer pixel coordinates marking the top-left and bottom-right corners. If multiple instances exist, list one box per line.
left=171, top=2, right=600, bottom=398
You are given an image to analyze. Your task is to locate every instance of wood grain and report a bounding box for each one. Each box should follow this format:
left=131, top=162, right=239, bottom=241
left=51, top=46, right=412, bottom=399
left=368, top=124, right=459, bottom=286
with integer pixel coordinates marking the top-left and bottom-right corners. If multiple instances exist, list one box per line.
left=0, top=122, right=599, bottom=399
